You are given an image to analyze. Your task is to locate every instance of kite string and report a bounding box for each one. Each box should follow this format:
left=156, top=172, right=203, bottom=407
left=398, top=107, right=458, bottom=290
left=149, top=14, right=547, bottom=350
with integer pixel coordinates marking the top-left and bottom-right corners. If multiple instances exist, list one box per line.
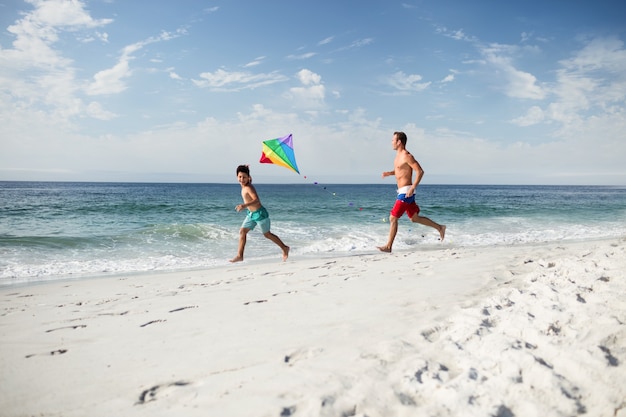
left=299, top=174, right=446, bottom=237
left=301, top=174, right=384, bottom=218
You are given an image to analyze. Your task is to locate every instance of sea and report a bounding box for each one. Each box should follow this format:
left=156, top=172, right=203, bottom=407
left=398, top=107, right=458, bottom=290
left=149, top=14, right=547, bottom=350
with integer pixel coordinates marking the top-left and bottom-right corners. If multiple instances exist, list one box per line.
left=1, top=181, right=625, bottom=286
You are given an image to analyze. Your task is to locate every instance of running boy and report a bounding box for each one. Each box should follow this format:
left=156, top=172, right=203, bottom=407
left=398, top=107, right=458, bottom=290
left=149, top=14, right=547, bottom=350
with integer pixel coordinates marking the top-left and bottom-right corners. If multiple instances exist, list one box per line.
left=230, top=165, right=289, bottom=262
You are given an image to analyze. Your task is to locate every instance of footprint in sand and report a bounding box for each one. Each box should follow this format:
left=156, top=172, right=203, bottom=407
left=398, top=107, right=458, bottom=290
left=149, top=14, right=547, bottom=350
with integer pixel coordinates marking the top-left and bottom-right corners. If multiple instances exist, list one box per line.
left=412, top=360, right=458, bottom=384
left=25, top=349, right=68, bottom=358
left=169, top=305, right=197, bottom=313
left=135, top=381, right=192, bottom=405
left=45, top=324, right=87, bottom=333
left=283, top=347, right=324, bottom=366
left=139, top=319, right=166, bottom=327
left=243, top=299, right=268, bottom=305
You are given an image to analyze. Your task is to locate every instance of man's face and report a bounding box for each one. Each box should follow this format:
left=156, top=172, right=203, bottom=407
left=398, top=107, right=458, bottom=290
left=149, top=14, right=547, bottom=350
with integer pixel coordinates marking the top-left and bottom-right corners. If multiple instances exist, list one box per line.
left=391, top=134, right=400, bottom=150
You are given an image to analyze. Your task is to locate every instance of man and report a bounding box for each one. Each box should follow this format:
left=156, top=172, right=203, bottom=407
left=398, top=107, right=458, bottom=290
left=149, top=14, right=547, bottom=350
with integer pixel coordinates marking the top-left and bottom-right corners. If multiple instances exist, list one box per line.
left=377, top=131, right=446, bottom=252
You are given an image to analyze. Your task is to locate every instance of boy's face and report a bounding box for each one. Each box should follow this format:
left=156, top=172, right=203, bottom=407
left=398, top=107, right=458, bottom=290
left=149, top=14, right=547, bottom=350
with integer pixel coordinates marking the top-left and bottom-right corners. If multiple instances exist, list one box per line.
left=237, top=172, right=251, bottom=186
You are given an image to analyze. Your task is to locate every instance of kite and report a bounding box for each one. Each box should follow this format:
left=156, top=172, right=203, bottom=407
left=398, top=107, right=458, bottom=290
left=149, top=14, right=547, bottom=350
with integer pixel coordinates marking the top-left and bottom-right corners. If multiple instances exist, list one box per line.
left=259, top=133, right=300, bottom=174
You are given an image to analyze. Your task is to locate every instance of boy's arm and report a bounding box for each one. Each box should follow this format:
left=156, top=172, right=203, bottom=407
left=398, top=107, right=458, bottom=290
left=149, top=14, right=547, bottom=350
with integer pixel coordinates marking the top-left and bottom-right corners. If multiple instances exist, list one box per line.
left=235, top=186, right=261, bottom=211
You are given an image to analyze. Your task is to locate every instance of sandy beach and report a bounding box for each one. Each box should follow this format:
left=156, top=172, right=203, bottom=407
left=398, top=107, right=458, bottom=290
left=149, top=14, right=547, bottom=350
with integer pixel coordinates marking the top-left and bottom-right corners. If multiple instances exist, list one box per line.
left=1, top=238, right=625, bottom=417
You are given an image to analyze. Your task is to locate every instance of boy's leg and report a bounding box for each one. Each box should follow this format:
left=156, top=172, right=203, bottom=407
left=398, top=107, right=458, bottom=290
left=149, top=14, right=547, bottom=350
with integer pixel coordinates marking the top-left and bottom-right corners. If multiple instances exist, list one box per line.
left=263, top=231, right=290, bottom=261
left=230, top=228, right=250, bottom=262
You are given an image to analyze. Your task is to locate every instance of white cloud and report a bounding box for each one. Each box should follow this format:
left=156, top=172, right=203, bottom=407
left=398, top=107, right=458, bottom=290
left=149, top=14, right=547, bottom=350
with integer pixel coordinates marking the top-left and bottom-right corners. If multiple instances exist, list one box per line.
left=86, top=101, right=117, bottom=120
left=435, top=26, right=475, bottom=42
left=480, top=43, right=546, bottom=100
left=1, top=0, right=111, bottom=69
left=506, top=69, right=545, bottom=100
left=441, top=74, right=455, bottom=83
left=511, top=106, right=544, bottom=126
left=556, top=37, right=626, bottom=110
left=441, top=28, right=546, bottom=100
left=334, top=38, right=374, bottom=53
left=284, top=69, right=326, bottom=109
left=286, top=52, right=317, bottom=60
left=387, top=71, right=431, bottom=92
left=350, top=38, right=374, bottom=48
left=86, top=59, right=130, bottom=95
left=288, top=84, right=325, bottom=107
left=85, top=29, right=185, bottom=96
left=0, top=0, right=116, bottom=122
left=297, top=69, right=321, bottom=86
left=548, top=37, right=626, bottom=132
left=192, top=69, right=289, bottom=91
left=244, top=56, right=265, bottom=67
left=348, top=38, right=373, bottom=49
left=318, top=36, right=334, bottom=46
left=25, top=0, right=112, bottom=28
left=96, top=32, right=109, bottom=43
left=563, top=37, right=626, bottom=73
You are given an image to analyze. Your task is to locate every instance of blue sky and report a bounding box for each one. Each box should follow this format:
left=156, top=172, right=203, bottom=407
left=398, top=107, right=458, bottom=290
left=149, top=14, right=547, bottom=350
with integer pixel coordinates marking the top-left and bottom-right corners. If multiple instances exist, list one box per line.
left=1, top=0, right=625, bottom=184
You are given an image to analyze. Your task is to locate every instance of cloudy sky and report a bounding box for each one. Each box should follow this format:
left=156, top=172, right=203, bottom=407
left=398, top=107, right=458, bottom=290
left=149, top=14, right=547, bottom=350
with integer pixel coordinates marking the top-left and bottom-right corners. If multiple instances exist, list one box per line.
left=1, top=0, right=625, bottom=184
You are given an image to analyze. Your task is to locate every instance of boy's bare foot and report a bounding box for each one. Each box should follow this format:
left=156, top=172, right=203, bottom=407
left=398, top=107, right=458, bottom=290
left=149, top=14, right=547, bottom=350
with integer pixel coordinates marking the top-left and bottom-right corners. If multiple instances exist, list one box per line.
left=439, top=225, right=446, bottom=241
left=229, top=256, right=243, bottom=263
left=282, top=246, right=290, bottom=261
left=377, top=246, right=392, bottom=253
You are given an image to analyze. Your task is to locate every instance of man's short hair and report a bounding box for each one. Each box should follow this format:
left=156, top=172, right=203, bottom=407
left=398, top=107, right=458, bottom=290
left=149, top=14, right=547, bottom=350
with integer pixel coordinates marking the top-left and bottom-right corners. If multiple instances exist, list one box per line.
left=394, top=131, right=408, bottom=145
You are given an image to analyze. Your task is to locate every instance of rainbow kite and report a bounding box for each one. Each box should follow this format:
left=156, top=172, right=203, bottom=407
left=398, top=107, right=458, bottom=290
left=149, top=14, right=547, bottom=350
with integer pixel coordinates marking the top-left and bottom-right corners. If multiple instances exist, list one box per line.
left=259, top=134, right=300, bottom=174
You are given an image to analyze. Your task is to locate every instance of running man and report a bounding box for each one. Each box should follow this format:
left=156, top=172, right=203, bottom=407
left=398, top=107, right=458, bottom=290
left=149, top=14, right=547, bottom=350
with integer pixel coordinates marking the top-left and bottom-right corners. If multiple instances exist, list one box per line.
left=377, top=131, right=446, bottom=252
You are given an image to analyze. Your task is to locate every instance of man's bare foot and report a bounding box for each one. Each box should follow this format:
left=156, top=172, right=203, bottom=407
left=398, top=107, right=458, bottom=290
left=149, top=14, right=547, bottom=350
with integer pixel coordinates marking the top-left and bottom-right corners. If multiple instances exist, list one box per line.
left=439, top=225, right=446, bottom=241
left=377, top=246, right=392, bottom=253
left=282, top=246, right=290, bottom=262
left=229, top=256, right=243, bottom=263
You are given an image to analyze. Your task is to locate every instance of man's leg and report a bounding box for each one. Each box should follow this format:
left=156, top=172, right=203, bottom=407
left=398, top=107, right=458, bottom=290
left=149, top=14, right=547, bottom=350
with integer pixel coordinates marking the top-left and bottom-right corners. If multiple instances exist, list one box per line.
left=378, top=215, right=399, bottom=252
left=412, top=215, right=446, bottom=241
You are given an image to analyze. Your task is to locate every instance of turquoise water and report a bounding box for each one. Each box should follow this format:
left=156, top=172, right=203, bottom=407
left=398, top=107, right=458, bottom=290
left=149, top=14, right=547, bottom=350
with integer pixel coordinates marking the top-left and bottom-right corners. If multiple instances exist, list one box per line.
left=1, top=181, right=625, bottom=285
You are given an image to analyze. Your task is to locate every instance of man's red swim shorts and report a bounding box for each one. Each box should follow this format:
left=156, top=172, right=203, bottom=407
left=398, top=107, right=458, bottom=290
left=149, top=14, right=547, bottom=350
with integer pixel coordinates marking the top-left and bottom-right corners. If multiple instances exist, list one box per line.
left=390, top=195, right=420, bottom=218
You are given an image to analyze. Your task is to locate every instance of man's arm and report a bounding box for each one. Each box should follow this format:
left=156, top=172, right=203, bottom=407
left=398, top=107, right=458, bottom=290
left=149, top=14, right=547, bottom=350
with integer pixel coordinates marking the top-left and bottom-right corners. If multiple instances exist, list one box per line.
left=381, top=170, right=395, bottom=178
left=406, top=155, right=424, bottom=197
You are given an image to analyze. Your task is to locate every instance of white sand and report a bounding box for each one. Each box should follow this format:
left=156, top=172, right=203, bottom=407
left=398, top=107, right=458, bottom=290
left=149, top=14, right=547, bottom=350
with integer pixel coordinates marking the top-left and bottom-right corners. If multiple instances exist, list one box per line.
left=1, top=238, right=625, bottom=417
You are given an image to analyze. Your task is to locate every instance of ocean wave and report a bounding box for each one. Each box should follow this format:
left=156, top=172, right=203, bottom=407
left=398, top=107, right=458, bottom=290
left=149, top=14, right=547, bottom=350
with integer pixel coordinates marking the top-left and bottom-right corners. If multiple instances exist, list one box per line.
left=3, top=182, right=626, bottom=286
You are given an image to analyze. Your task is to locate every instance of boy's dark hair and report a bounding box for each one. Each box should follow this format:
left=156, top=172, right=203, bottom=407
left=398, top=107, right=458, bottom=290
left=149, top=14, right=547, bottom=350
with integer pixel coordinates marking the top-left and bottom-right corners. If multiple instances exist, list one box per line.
left=236, top=165, right=250, bottom=175
left=394, top=131, right=408, bottom=146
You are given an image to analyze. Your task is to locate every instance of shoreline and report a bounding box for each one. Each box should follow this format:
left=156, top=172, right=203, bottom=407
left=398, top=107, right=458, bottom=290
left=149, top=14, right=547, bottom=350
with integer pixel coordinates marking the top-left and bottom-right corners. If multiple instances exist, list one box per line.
left=1, top=237, right=625, bottom=416
left=1, top=236, right=617, bottom=289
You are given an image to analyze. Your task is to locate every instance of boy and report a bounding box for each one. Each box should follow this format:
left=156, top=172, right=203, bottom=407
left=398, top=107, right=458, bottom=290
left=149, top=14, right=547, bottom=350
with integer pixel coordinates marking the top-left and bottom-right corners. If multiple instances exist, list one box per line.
left=230, top=165, right=289, bottom=262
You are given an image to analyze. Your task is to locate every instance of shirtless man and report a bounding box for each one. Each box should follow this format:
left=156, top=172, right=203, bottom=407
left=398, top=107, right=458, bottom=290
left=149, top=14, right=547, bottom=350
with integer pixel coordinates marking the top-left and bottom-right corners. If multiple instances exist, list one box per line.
left=377, top=132, right=446, bottom=253
left=230, top=165, right=289, bottom=262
